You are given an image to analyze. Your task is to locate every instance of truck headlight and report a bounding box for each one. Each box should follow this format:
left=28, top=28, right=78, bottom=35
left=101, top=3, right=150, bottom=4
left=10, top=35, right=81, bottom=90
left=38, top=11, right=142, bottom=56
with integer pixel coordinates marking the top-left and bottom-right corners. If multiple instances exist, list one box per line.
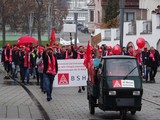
left=133, top=91, right=140, bottom=96
left=109, top=91, right=116, bottom=96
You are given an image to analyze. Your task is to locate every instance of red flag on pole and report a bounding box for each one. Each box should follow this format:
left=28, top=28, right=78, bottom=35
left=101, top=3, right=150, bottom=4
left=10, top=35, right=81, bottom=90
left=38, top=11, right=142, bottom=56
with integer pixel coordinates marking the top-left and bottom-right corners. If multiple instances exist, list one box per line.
left=49, top=28, right=56, bottom=46
left=83, top=41, right=94, bottom=69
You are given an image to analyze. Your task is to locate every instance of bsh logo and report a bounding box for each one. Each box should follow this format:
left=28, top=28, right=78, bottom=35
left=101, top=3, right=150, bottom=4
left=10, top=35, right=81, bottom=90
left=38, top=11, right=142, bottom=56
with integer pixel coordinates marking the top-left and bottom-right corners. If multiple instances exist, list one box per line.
left=58, top=73, right=69, bottom=85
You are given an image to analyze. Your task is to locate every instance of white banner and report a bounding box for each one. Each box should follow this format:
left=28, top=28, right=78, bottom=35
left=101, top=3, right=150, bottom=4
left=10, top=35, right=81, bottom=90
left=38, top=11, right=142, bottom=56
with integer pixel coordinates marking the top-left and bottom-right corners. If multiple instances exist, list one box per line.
left=53, top=59, right=88, bottom=87
left=60, top=38, right=79, bottom=46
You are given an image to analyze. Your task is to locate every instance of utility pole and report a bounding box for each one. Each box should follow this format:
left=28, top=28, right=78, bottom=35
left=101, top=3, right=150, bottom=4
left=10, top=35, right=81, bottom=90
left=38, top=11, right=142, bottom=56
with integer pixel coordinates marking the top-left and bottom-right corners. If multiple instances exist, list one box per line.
left=74, top=13, right=78, bottom=47
left=119, top=0, right=125, bottom=54
left=47, top=1, right=52, bottom=41
left=28, top=12, right=33, bottom=36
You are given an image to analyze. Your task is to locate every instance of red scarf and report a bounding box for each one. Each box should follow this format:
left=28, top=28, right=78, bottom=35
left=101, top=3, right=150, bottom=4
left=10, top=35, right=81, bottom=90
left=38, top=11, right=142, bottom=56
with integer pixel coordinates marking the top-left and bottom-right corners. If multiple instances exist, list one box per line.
left=65, top=51, right=73, bottom=59
left=108, top=51, right=113, bottom=56
left=24, top=53, right=30, bottom=68
left=4, top=48, right=12, bottom=63
left=150, top=50, right=155, bottom=61
left=46, top=54, right=56, bottom=75
left=77, top=52, right=85, bottom=59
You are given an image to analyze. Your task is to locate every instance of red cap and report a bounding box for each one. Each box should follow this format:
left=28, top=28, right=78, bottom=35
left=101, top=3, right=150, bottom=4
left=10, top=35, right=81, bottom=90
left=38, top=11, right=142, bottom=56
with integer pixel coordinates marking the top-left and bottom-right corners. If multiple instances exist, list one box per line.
left=6, top=43, right=10, bottom=47
left=98, top=49, right=102, bottom=52
left=25, top=47, right=30, bottom=51
left=14, top=46, right=18, bottom=50
left=108, top=46, right=112, bottom=49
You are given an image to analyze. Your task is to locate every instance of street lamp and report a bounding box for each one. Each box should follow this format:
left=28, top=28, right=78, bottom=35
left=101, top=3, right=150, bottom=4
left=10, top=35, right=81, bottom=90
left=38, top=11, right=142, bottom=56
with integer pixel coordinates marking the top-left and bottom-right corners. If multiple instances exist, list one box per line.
left=74, top=12, right=78, bottom=47
left=119, top=0, right=125, bottom=53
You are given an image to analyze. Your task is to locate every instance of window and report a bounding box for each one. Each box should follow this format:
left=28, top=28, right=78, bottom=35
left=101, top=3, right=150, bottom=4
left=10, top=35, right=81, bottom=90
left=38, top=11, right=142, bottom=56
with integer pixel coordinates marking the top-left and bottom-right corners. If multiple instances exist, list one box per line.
left=125, top=12, right=135, bottom=22
left=142, top=21, right=152, bottom=33
left=90, top=10, right=94, bottom=22
left=106, top=59, right=139, bottom=76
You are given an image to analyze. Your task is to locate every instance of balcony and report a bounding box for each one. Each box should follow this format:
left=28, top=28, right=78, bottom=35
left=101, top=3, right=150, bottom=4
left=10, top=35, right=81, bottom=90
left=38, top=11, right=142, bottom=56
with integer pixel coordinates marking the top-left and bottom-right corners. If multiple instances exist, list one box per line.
left=140, top=21, right=152, bottom=34
left=115, top=29, right=120, bottom=40
left=103, top=29, right=111, bottom=41
left=126, top=22, right=136, bottom=35
left=125, top=0, right=139, bottom=8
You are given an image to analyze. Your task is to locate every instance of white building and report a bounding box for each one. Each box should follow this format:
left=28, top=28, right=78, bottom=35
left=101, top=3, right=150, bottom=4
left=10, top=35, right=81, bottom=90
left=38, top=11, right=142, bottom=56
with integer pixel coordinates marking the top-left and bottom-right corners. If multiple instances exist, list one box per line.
left=64, top=0, right=90, bottom=26
left=95, top=12, right=160, bottom=51
left=139, top=0, right=160, bottom=20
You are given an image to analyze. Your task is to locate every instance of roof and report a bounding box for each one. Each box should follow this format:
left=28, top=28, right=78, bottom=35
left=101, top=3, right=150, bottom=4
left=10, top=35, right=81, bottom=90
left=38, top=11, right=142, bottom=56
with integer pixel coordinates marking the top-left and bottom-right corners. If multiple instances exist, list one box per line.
left=102, top=55, right=136, bottom=59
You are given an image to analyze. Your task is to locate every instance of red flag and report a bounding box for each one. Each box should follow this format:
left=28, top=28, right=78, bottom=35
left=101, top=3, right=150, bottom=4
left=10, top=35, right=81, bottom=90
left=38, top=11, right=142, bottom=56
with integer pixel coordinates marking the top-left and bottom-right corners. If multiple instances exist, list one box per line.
left=49, top=28, right=56, bottom=46
left=83, top=41, right=94, bottom=69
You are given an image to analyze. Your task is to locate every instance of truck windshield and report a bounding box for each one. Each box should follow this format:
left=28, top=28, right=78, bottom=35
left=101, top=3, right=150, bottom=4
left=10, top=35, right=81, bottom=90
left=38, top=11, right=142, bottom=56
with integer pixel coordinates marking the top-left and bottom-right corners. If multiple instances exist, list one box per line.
left=106, top=59, right=139, bottom=76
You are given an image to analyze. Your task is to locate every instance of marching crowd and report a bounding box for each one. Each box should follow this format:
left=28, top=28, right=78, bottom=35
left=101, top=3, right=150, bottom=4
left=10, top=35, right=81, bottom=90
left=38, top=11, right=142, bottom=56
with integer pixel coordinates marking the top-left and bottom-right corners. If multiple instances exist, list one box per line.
left=1, top=42, right=160, bottom=101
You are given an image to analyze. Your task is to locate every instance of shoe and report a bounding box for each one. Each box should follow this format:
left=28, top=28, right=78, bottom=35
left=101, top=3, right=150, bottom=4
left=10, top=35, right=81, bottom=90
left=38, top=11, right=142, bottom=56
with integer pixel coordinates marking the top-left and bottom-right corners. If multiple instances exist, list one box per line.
left=78, top=89, right=81, bottom=93
left=4, top=76, right=10, bottom=79
left=82, top=86, right=85, bottom=91
left=47, top=98, right=52, bottom=101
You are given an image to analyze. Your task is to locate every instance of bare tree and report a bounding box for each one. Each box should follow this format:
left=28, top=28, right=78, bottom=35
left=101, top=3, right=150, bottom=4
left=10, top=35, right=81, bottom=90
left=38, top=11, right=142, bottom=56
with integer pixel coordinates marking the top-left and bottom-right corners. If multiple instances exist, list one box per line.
left=0, top=0, right=14, bottom=46
left=0, top=0, right=68, bottom=46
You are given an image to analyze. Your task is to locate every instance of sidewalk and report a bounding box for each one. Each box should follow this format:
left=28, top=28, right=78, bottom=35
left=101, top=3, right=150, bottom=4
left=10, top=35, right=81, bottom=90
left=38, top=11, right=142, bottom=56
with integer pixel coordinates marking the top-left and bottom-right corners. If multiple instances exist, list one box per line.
left=1, top=63, right=160, bottom=120
left=0, top=65, right=42, bottom=120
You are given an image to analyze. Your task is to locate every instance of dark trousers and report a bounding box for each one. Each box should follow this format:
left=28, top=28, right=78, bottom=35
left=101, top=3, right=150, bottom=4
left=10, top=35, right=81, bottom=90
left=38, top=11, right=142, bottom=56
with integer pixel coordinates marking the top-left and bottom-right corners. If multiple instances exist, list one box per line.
left=4, top=61, right=11, bottom=73
left=35, top=68, right=39, bottom=84
left=19, top=65, right=23, bottom=80
left=39, top=73, right=44, bottom=91
left=149, top=66, right=157, bottom=82
left=143, top=65, right=149, bottom=81
left=43, top=73, right=55, bottom=99
left=22, top=67, right=30, bottom=83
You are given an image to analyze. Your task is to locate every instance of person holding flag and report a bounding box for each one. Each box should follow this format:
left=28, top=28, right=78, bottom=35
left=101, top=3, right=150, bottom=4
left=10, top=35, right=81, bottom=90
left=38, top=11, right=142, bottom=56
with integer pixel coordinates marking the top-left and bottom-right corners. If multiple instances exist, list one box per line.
left=49, top=28, right=56, bottom=46
left=83, top=41, right=94, bottom=83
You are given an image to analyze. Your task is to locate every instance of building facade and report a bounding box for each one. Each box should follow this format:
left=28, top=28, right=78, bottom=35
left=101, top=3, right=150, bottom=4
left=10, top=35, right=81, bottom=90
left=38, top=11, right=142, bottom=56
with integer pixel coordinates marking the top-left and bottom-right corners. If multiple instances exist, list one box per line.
left=87, top=0, right=147, bottom=32
left=95, top=11, right=160, bottom=51
left=63, top=0, right=90, bottom=26
left=140, top=0, right=160, bottom=20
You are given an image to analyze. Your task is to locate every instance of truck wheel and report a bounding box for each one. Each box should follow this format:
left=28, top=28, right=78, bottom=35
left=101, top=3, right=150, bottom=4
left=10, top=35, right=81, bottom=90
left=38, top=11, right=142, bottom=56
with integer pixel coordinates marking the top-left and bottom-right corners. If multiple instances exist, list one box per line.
left=89, top=101, right=95, bottom=115
left=130, top=111, right=136, bottom=115
left=120, top=110, right=127, bottom=120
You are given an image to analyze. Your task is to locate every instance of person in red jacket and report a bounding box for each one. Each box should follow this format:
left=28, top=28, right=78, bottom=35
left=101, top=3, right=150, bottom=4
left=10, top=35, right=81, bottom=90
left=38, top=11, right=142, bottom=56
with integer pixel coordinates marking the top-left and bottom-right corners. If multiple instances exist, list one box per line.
left=42, top=47, right=58, bottom=101
left=1, top=43, right=12, bottom=79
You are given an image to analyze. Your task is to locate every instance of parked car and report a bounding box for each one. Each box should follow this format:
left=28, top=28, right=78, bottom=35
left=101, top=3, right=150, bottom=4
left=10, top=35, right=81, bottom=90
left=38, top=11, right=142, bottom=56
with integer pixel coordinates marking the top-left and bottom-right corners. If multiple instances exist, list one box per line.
left=80, top=27, right=89, bottom=33
left=77, top=24, right=84, bottom=30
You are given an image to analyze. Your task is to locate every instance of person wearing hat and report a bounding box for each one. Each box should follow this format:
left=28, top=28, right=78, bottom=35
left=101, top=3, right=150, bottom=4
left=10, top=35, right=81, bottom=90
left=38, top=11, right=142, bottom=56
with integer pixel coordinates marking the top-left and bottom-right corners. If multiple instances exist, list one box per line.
left=12, top=46, right=19, bottom=78
left=18, top=45, right=25, bottom=81
left=20, top=47, right=31, bottom=84
left=1, top=43, right=12, bottom=79
left=56, top=46, right=66, bottom=59
left=36, top=46, right=45, bottom=92
left=76, top=46, right=85, bottom=93
left=125, top=44, right=134, bottom=56
left=42, top=47, right=58, bottom=101
left=142, top=46, right=150, bottom=82
left=148, top=47, right=160, bottom=83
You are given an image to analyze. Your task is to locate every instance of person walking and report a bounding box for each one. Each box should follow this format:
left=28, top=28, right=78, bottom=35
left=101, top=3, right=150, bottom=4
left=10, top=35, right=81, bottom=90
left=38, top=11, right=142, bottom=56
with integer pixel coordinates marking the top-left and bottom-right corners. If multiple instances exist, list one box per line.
left=42, top=47, right=58, bottom=101
left=36, top=47, right=45, bottom=92
left=142, top=46, right=150, bottom=82
left=77, top=46, right=85, bottom=93
left=148, top=47, right=160, bottom=83
left=1, top=44, right=12, bottom=79
left=21, top=47, right=31, bottom=84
